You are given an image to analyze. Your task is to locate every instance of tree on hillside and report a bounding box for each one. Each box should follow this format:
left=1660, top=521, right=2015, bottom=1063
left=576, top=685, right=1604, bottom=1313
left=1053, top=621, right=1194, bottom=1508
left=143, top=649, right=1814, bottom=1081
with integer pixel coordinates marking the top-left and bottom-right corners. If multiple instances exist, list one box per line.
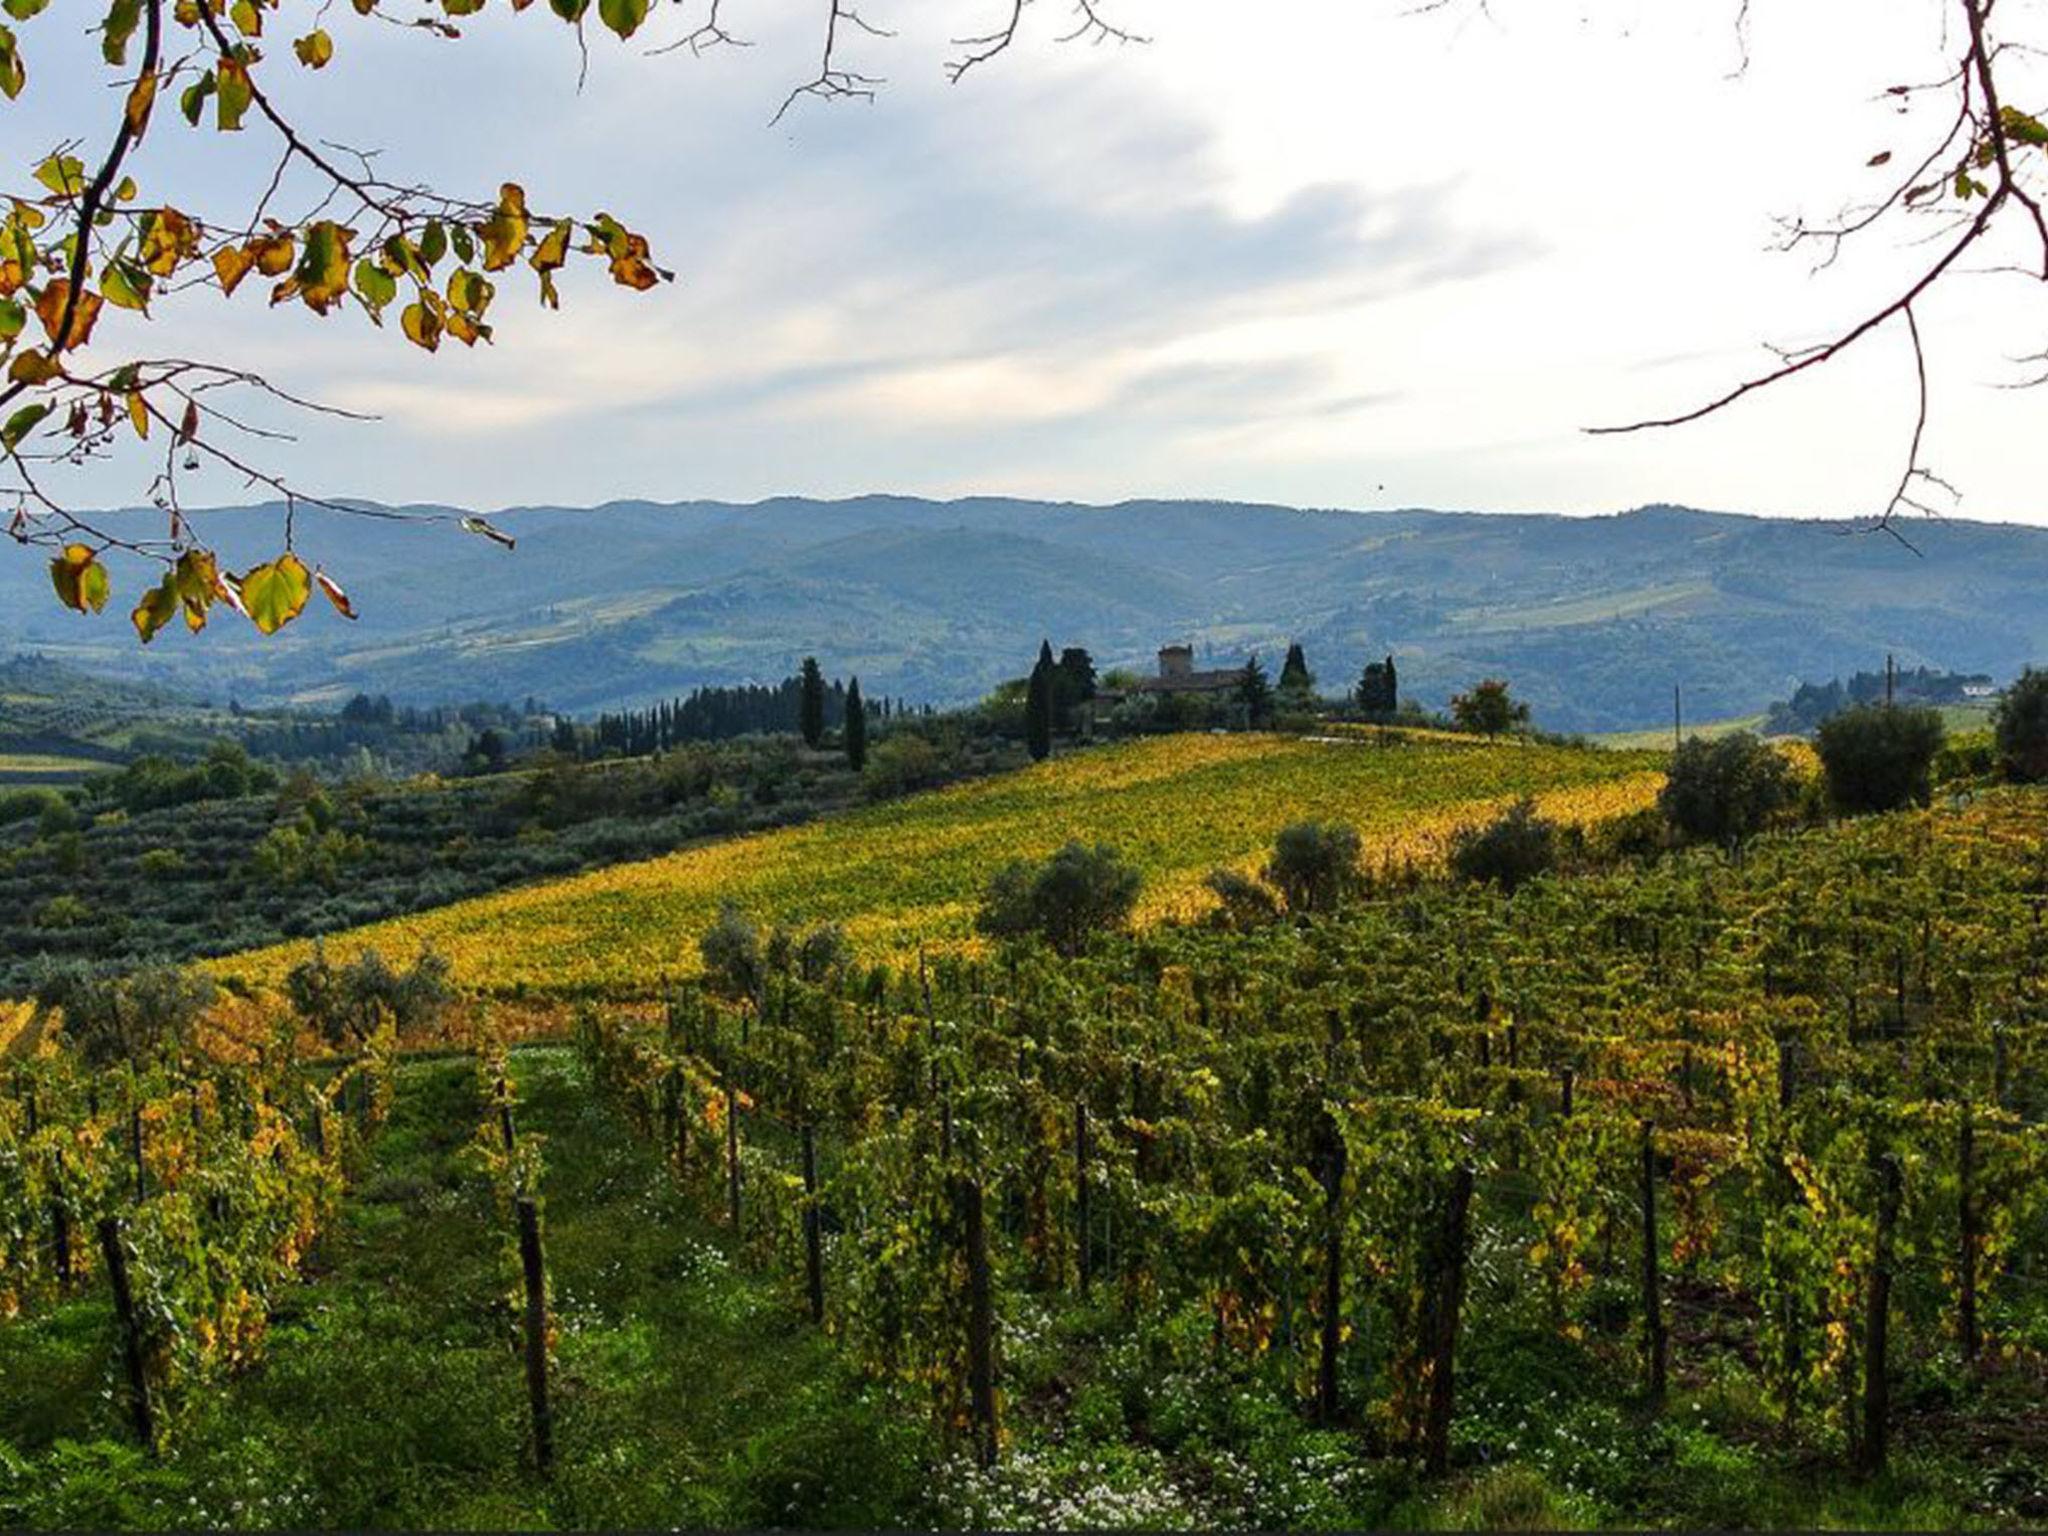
left=976, top=841, right=1141, bottom=958
left=1356, top=656, right=1399, bottom=718
left=1264, top=821, right=1362, bottom=916
left=798, top=657, right=826, bottom=749
left=1995, top=667, right=2048, bottom=783
left=1025, top=648, right=1055, bottom=762
left=1055, top=647, right=1097, bottom=730
left=1816, top=703, right=1946, bottom=814
left=1658, top=732, right=1797, bottom=851
left=1449, top=798, right=1557, bottom=894
left=1279, top=643, right=1314, bottom=696
left=1451, top=678, right=1529, bottom=737
left=844, top=676, right=868, bottom=772
left=1237, top=653, right=1274, bottom=728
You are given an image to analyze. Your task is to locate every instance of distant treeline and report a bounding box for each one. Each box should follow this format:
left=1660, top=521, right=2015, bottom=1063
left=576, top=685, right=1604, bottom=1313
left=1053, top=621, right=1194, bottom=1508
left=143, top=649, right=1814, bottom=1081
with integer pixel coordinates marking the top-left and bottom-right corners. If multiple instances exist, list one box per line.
left=1763, top=666, right=1995, bottom=736
left=573, top=676, right=925, bottom=757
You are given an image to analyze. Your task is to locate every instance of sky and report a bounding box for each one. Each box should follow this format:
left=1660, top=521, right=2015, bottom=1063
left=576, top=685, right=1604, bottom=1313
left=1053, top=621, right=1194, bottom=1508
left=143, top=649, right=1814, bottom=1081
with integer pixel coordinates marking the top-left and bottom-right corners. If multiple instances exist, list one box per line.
left=21, top=0, right=2048, bottom=525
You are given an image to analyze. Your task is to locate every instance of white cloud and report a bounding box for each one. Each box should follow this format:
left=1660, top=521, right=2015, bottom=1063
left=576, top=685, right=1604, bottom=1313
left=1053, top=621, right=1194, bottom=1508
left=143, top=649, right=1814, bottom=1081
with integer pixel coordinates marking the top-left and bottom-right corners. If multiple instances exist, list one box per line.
left=22, top=0, right=2048, bottom=526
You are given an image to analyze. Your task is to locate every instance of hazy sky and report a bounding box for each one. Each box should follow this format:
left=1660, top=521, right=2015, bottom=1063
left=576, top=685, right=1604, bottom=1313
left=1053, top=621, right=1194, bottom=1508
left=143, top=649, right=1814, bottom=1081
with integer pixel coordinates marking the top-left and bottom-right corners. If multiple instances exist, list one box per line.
left=28, top=0, right=2048, bottom=524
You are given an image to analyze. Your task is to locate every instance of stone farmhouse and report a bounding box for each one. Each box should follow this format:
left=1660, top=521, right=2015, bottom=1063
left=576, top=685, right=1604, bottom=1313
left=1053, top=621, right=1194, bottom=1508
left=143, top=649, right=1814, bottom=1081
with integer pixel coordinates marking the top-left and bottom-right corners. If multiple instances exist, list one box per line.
left=1097, top=644, right=1251, bottom=702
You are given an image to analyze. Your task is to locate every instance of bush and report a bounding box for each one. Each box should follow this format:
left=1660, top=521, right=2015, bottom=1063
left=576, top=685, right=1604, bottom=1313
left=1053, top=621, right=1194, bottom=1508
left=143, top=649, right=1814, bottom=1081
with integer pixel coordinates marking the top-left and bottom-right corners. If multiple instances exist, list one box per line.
left=700, top=901, right=764, bottom=999
left=33, top=962, right=216, bottom=1068
left=1995, top=666, right=2048, bottom=783
left=0, top=787, right=68, bottom=827
left=1262, top=821, right=1362, bottom=915
left=1449, top=798, right=1557, bottom=894
left=1658, top=732, right=1797, bottom=849
left=862, top=735, right=942, bottom=799
left=1203, top=867, right=1280, bottom=929
left=285, top=943, right=453, bottom=1046
left=1815, top=704, right=1945, bottom=815
left=976, top=841, right=1142, bottom=957
left=138, top=846, right=186, bottom=880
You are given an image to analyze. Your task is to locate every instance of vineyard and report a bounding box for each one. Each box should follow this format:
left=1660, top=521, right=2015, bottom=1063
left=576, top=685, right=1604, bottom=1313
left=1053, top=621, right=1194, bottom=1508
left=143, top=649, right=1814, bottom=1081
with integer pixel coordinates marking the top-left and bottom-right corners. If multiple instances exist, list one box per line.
left=214, top=730, right=1665, bottom=1004
left=3, top=767, right=2045, bottom=1526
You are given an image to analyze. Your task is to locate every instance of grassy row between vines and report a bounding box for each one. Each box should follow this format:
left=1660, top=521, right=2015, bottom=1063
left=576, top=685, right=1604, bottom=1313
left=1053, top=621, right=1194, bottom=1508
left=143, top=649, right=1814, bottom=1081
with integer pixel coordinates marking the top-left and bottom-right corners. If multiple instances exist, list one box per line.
left=211, top=731, right=1665, bottom=1004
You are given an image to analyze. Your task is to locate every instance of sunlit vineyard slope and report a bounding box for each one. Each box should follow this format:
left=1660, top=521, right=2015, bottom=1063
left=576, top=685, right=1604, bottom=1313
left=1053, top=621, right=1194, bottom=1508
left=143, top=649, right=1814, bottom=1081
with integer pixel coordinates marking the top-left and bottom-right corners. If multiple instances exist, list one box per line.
left=216, top=731, right=1662, bottom=1003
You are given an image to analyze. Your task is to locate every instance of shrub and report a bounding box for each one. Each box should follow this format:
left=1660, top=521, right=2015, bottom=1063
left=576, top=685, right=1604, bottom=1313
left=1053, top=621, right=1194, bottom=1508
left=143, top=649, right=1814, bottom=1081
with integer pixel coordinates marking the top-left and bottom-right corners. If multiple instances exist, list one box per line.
left=1449, top=797, right=1557, bottom=893
left=138, top=847, right=186, bottom=881
left=34, top=962, right=215, bottom=1068
left=1262, top=821, right=1363, bottom=915
left=1995, top=666, right=2048, bottom=783
left=1203, top=867, right=1280, bottom=929
left=795, top=923, right=853, bottom=984
left=1658, top=732, right=1797, bottom=849
left=35, top=893, right=91, bottom=929
left=699, top=901, right=763, bottom=999
left=863, top=735, right=942, bottom=800
left=0, top=787, right=68, bottom=827
left=976, top=841, right=1142, bottom=957
left=1815, top=704, right=1945, bottom=815
left=286, top=943, right=453, bottom=1046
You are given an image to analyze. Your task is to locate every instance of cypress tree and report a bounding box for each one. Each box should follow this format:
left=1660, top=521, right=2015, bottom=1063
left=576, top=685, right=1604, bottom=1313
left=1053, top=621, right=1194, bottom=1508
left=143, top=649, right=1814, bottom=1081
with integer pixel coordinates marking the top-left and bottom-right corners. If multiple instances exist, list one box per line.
left=1026, top=652, right=1054, bottom=762
left=845, top=677, right=868, bottom=772
left=1279, top=642, right=1312, bottom=692
left=1237, top=653, right=1274, bottom=728
left=798, top=656, right=826, bottom=749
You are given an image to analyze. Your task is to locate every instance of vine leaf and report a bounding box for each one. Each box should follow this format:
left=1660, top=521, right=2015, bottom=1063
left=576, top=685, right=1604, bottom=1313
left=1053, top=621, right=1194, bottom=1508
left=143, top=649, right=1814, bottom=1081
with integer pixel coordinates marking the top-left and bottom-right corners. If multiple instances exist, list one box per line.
left=238, top=551, right=312, bottom=634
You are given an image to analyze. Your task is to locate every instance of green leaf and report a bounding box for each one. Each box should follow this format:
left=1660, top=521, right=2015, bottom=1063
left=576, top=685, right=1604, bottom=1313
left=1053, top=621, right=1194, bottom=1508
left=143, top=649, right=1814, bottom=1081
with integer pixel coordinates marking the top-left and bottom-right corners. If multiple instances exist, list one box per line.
left=33, top=153, right=85, bottom=198
left=217, top=54, right=253, bottom=131
left=238, top=552, right=311, bottom=635
left=101, top=0, right=140, bottom=65
left=293, top=220, right=353, bottom=313
left=598, top=0, right=648, bottom=39
left=100, top=257, right=150, bottom=312
left=180, top=70, right=216, bottom=127
left=352, top=258, right=396, bottom=319
left=0, top=296, right=23, bottom=341
left=2, top=400, right=49, bottom=449
left=4, top=0, right=52, bottom=20
left=131, top=573, right=179, bottom=642
left=293, top=27, right=333, bottom=66
left=49, top=543, right=110, bottom=613
left=418, top=219, right=447, bottom=269
left=0, top=23, right=25, bottom=100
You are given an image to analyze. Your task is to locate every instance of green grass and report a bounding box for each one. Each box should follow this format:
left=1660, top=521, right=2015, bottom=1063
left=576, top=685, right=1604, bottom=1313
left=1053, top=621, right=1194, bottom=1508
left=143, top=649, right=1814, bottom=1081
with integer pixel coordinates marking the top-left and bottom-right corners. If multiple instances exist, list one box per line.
left=1590, top=715, right=1766, bottom=752
left=0, top=1050, right=935, bottom=1530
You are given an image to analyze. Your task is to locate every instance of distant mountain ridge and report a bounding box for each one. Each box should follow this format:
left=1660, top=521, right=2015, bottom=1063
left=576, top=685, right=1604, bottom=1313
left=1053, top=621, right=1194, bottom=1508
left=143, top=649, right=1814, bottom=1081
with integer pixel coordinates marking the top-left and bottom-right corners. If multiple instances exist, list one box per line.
left=3, top=496, right=2043, bottom=733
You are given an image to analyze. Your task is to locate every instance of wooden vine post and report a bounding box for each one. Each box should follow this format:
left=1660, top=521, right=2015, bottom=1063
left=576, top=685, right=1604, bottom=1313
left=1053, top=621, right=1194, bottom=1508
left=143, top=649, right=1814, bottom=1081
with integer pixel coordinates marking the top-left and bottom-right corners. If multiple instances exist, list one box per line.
left=1421, top=1163, right=1474, bottom=1477
left=97, top=1215, right=155, bottom=1448
left=516, top=1194, right=555, bottom=1478
left=496, top=1076, right=554, bottom=1478
left=1858, top=1153, right=1903, bottom=1477
left=50, top=1146, right=71, bottom=1290
left=1316, top=1111, right=1347, bottom=1426
left=1074, top=1100, right=1092, bottom=1299
left=1640, top=1119, right=1667, bottom=1407
left=1958, top=1106, right=1979, bottom=1366
left=802, top=1121, right=825, bottom=1325
left=958, top=1171, right=999, bottom=1468
left=725, top=1074, right=742, bottom=1234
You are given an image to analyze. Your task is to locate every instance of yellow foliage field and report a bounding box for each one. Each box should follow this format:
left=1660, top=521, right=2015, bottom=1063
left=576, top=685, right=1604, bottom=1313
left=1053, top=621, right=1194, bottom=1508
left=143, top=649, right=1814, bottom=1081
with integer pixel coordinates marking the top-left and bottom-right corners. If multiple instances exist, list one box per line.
left=214, top=730, right=1664, bottom=1004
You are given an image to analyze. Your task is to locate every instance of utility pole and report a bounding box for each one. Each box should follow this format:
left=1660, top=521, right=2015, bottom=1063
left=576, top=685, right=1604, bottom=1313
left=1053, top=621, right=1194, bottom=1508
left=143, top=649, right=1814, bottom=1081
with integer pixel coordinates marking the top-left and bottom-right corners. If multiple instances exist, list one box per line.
left=1885, top=653, right=1895, bottom=707
left=1672, top=683, right=1683, bottom=751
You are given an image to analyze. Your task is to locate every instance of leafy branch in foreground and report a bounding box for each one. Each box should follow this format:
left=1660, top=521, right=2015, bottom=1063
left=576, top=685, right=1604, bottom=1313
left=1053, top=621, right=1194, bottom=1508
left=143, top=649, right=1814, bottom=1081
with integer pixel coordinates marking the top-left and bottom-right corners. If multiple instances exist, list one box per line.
left=1591, top=0, right=2048, bottom=547
left=0, top=0, right=1142, bottom=641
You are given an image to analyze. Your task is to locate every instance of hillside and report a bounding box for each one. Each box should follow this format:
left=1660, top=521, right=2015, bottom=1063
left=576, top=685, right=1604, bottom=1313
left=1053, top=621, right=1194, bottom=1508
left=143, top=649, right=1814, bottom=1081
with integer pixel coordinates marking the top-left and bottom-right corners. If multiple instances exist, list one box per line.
left=4, top=499, right=2043, bottom=733
left=215, top=730, right=1664, bottom=1002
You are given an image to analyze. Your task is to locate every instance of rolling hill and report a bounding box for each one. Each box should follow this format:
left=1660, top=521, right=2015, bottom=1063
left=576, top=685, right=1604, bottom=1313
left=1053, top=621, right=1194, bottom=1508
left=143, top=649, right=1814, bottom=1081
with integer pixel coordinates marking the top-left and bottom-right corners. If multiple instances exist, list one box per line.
left=213, top=729, right=1664, bottom=1004
left=5, top=497, right=2045, bottom=732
